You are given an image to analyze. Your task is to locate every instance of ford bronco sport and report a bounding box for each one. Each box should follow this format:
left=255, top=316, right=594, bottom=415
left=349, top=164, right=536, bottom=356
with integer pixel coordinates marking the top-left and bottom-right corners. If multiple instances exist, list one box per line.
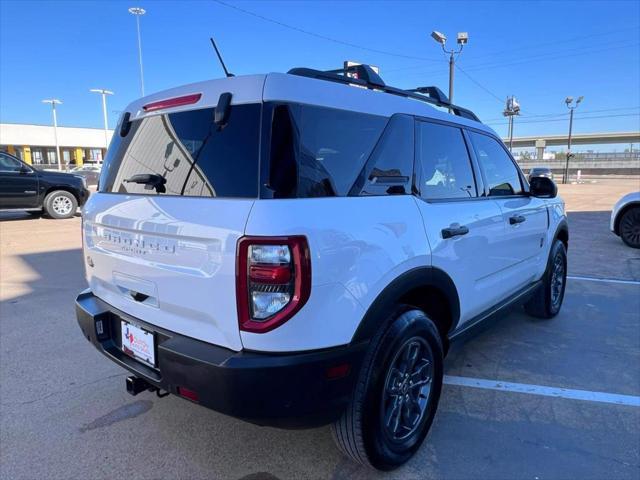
left=76, top=65, right=568, bottom=470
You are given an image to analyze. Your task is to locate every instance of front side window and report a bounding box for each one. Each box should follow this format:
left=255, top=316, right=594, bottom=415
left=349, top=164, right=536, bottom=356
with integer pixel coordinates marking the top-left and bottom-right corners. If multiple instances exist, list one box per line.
left=0, top=153, right=22, bottom=172
left=468, top=132, right=523, bottom=196
left=100, top=104, right=261, bottom=198
left=416, top=121, right=477, bottom=200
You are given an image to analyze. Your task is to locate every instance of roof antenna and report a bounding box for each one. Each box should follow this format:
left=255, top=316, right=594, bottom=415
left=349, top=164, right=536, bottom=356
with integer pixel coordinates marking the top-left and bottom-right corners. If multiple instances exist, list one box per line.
left=210, top=37, right=234, bottom=78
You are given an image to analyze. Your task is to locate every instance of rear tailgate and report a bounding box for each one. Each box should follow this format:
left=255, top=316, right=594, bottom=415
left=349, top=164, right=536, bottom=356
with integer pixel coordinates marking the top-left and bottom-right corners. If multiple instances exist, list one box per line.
left=83, top=195, right=252, bottom=351
left=82, top=76, right=265, bottom=351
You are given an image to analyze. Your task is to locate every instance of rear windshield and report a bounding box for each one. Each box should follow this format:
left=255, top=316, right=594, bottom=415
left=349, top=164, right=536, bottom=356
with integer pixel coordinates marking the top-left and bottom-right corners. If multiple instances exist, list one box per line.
left=99, top=104, right=260, bottom=198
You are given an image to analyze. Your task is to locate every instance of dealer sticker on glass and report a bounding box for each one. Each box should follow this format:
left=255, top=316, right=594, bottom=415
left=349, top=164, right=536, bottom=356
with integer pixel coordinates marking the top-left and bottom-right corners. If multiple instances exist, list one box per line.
left=121, top=321, right=156, bottom=367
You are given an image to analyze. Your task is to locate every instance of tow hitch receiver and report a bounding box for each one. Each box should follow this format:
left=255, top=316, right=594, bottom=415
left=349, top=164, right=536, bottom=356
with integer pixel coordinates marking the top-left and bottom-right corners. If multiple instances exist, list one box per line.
left=126, top=376, right=152, bottom=395
left=126, top=376, right=170, bottom=398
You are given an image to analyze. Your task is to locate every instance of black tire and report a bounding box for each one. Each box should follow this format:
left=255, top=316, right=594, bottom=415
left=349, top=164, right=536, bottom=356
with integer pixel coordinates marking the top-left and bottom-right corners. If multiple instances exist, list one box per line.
left=43, top=190, right=77, bottom=219
left=332, top=307, right=444, bottom=470
left=524, top=239, right=567, bottom=319
left=619, top=206, right=640, bottom=249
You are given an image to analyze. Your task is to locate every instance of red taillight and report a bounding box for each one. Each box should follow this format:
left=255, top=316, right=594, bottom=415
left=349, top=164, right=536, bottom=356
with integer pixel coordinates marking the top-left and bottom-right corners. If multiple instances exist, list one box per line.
left=236, top=236, right=311, bottom=334
left=326, top=363, right=351, bottom=379
left=177, top=386, right=199, bottom=402
left=249, top=265, right=291, bottom=284
left=142, top=93, right=202, bottom=112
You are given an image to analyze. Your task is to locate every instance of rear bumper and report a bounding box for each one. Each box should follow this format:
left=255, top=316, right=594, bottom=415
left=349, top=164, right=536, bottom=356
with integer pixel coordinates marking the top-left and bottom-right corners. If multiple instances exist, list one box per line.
left=75, top=290, right=366, bottom=428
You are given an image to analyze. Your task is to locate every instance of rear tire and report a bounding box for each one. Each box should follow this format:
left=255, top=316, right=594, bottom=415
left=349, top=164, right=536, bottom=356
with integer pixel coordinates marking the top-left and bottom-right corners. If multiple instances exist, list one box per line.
left=43, top=190, right=77, bottom=219
left=619, top=206, right=640, bottom=249
left=332, top=307, right=443, bottom=470
left=524, top=239, right=567, bottom=319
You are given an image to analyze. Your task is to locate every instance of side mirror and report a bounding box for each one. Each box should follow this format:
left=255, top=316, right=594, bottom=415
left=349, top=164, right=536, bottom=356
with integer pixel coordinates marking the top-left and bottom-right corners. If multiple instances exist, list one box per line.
left=529, top=176, right=557, bottom=198
left=19, top=165, right=33, bottom=174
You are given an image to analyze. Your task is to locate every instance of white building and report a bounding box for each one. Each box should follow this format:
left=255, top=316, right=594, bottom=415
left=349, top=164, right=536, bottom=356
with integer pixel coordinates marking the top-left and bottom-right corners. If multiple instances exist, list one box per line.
left=0, top=123, right=114, bottom=167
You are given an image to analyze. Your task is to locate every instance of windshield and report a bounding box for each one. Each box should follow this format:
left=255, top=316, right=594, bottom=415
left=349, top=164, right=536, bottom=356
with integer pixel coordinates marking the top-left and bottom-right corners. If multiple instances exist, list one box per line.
left=99, top=104, right=261, bottom=198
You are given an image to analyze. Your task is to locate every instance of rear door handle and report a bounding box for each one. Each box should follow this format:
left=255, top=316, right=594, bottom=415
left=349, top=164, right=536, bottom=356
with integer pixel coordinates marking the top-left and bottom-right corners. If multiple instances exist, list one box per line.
left=509, top=215, right=526, bottom=225
left=441, top=225, right=469, bottom=239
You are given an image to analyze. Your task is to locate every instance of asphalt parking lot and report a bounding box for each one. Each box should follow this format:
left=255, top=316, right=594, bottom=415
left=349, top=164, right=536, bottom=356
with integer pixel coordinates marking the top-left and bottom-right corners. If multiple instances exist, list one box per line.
left=1, top=180, right=639, bottom=480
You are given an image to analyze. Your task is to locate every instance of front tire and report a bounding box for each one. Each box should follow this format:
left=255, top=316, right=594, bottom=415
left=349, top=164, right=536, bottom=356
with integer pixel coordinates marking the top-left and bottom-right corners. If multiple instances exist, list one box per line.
left=524, top=239, right=567, bottom=319
left=332, top=308, right=444, bottom=470
left=619, top=206, right=640, bottom=249
left=43, top=190, right=77, bottom=219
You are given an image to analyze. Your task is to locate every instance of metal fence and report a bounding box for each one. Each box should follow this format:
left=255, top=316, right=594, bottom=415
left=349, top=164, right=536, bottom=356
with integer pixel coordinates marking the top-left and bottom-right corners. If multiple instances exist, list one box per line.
left=516, top=152, right=640, bottom=175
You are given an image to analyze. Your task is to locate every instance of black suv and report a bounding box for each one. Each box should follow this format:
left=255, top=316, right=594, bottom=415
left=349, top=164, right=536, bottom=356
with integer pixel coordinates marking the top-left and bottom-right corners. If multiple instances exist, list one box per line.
left=0, top=152, right=90, bottom=219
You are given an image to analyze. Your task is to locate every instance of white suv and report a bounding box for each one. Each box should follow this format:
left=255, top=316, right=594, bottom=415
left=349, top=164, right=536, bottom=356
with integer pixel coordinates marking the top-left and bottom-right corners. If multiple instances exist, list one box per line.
left=76, top=65, right=568, bottom=470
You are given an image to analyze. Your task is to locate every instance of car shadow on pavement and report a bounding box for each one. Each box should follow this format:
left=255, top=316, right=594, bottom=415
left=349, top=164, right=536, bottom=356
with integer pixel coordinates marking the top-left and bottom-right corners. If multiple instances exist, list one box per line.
left=1, top=247, right=389, bottom=480
left=0, top=211, right=82, bottom=222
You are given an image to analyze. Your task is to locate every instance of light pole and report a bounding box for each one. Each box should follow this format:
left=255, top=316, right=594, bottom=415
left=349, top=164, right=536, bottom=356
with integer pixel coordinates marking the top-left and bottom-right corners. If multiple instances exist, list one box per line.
left=42, top=99, right=62, bottom=170
left=430, top=30, right=468, bottom=108
left=503, top=96, right=521, bottom=152
left=128, top=7, right=146, bottom=96
left=563, top=96, right=584, bottom=184
left=89, top=89, right=114, bottom=164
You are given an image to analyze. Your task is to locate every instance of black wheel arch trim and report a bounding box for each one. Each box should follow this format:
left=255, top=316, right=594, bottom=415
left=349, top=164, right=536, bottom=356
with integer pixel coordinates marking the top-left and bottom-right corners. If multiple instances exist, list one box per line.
left=351, top=266, right=460, bottom=344
left=614, top=202, right=640, bottom=235
left=553, top=218, right=569, bottom=249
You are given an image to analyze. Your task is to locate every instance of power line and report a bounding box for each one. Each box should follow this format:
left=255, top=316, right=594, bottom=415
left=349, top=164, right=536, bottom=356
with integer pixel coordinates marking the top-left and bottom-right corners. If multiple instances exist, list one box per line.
left=455, top=64, right=505, bottom=104
left=387, top=25, right=640, bottom=73
left=485, top=112, right=640, bottom=126
left=483, top=106, right=640, bottom=122
left=459, top=41, right=640, bottom=73
left=395, top=40, right=640, bottom=79
left=467, top=25, right=640, bottom=62
left=212, top=0, right=442, bottom=62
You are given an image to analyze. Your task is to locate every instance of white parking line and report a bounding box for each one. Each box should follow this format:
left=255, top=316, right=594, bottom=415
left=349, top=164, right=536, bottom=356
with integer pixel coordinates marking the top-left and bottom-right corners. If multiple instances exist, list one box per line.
left=567, top=275, right=640, bottom=286
left=444, top=376, right=640, bottom=407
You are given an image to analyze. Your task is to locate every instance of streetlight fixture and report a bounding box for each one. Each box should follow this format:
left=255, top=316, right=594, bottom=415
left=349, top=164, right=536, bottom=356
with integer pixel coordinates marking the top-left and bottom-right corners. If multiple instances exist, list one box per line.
left=89, top=89, right=114, bottom=164
left=128, top=7, right=146, bottom=96
left=563, top=95, right=584, bottom=184
left=42, top=99, right=63, bottom=171
left=503, top=96, right=521, bottom=152
left=430, top=30, right=468, bottom=108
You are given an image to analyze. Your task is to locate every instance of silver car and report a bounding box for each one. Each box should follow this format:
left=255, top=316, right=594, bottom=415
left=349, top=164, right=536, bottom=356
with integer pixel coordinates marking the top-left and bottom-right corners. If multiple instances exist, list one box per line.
left=528, top=166, right=554, bottom=182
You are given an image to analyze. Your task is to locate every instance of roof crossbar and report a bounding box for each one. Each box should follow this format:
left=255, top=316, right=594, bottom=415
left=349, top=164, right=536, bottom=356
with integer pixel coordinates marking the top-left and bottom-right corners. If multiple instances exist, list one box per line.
left=287, top=66, right=480, bottom=122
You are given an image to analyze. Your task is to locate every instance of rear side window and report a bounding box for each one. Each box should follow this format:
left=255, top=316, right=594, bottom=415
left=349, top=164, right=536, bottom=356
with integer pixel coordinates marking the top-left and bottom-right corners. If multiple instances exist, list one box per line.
left=265, top=103, right=387, bottom=198
left=468, top=131, right=523, bottom=196
left=350, top=114, right=414, bottom=196
left=416, top=121, right=477, bottom=200
left=99, top=104, right=260, bottom=198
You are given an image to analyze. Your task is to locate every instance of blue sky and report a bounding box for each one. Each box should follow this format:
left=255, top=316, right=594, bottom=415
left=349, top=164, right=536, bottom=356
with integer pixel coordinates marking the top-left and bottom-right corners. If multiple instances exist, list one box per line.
left=1, top=0, right=639, bottom=142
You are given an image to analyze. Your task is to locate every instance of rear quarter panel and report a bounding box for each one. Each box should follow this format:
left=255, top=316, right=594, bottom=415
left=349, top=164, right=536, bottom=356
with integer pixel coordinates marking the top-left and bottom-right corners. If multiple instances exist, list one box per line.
left=242, top=195, right=430, bottom=352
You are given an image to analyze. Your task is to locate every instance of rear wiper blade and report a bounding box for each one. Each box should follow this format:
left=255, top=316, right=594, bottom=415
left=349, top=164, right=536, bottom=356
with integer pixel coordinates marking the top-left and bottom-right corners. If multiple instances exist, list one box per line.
left=124, top=173, right=167, bottom=193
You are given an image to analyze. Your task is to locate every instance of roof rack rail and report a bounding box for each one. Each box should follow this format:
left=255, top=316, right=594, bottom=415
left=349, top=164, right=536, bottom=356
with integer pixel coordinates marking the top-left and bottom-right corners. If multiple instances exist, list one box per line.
left=287, top=66, right=481, bottom=122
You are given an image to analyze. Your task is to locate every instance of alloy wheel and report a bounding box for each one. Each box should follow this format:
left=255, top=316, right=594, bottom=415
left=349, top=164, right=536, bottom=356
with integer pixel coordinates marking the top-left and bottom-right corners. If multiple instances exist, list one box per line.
left=52, top=195, right=73, bottom=216
left=381, top=337, right=433, bottom=442
left=550, top=251, right=565, bottom=309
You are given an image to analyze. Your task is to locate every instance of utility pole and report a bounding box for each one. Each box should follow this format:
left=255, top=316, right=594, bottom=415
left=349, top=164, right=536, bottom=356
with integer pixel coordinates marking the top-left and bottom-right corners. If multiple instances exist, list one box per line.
left=430, top=31, right=468, bottom=108
left=42, top=99, right=62, bottom=170
left=90, top=89, right=114, bottom=164
left=128, top=7, right=146, bottom=96
left=563, top=96, right=584, bottom=184
left=503, top=96, right=521, bottom=152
